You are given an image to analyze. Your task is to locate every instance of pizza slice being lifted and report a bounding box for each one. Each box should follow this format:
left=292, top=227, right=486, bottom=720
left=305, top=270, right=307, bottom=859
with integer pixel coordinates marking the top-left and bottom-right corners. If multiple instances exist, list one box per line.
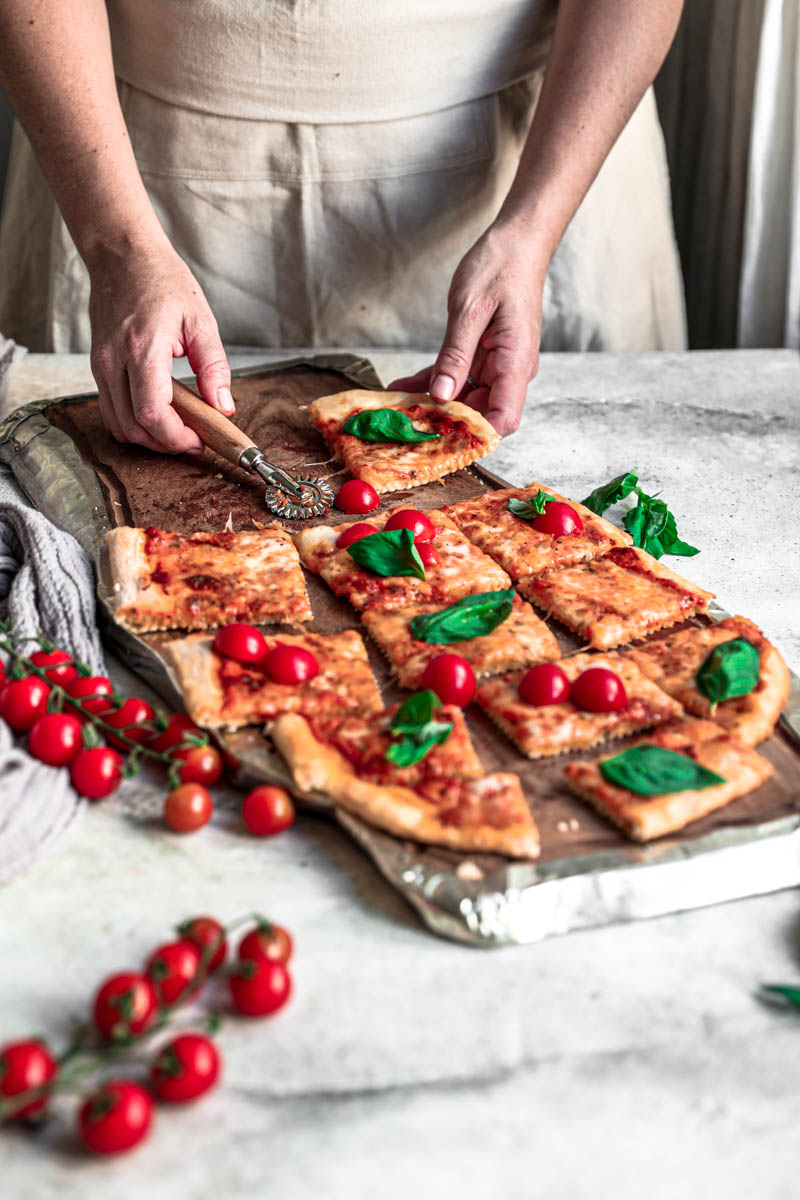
left=310, top=389, right=500, bottom=493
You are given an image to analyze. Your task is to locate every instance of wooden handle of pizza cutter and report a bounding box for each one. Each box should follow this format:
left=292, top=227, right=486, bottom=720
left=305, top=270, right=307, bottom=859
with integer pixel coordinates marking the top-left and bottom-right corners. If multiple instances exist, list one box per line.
left=170, top=379, right=253, bottom=466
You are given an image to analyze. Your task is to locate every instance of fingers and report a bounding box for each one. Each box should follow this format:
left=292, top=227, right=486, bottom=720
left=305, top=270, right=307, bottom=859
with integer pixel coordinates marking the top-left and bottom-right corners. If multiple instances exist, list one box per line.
left=429, top=295, right=491, bottom=403
left=386, top=366, right=434, bottom=393
left=183, top=314, right=234, bottom=416
left=481, top=345, right=535, bottom=436
left=128, top=340, right=205, bottom=455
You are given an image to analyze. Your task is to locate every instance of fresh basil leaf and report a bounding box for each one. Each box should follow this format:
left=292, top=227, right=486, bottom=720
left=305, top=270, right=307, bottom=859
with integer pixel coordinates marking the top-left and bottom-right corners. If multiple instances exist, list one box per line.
left=623, top=492, right=699, bottom=560
left=599, top=744, right=725, bottom=795
left=507, top=491, right=555, bottom=521
left=391, top=689, right=441, bottom=733
left=581, top=471, right=639, bottom=515
left=342, top=408, right=439, bottom=444
left=696, top=638, right=760, bottom=706
left=408, top=589, right=516, bottom=644
left=346, top=528, right=426, bottom=579
left=386, top=721, right=454, bottom=767
left=759, top=984, right=800, bottom=1011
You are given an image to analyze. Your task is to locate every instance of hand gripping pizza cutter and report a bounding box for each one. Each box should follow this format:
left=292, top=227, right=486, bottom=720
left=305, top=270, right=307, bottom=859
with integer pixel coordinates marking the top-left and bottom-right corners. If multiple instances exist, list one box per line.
left=171, top=379, right=334, bottom=519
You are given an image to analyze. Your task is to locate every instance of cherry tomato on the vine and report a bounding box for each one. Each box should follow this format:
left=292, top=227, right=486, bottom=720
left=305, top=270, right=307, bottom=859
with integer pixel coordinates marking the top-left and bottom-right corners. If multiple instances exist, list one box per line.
left=416, top=542, right=440, bottom=570
left=178, top=916, right=228, bottom=973
left=570, top=667, right=628, bottom=713
left=229, top=957, right=291, bottom=1017
left=148, top=712, right=204, bottom=755
left=101, top=696, right=155, bottom=748
left=70, top=746, right=123, bottom=800
left=64, top=673, right=114, bottom=716
left=242, top=786, right=295, bottom=837
left=145, top=939, right=201, bottom=1006
left=335, top=480, right=380, bottom=515
left=149, top=1033, right=221, bottom=1104
left=78, top=1079, right=153, bottom=1155
left=28, top=712, right=83, bottom=766
left=263, top=644, right=319, bottom=686
left=531, top=501, right=585, bottom=538
left=29, top=648, right=78, bottom=685
left=0, top=1040, right=57, bottom=1120
left=384, top=508, right=435, bottom=542
left=164, top=783, right=213, bottom=833
left=0, top=675, right=51, bottom=732
left=213, top=623, right=268, bottom=665
left=172, top=744, right=223, bottom=787
left=238, top=922, right=293, bottom=967
left=336, top=522, right=378, bottom=551
left=420, top=654, right=475, bottom=706
left=92, top=972, right=157, bottom=1040
left=518, top=663, right=571, bottom=707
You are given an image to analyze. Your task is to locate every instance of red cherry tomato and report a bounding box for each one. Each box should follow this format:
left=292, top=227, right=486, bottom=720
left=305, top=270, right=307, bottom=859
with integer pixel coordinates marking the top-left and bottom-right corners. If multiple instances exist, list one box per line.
left=335, top=479, right=380, bottom=515
left=101, top=696, right=155, bottom=749
left=64, top=674, right=114, bottom=716
left=238, top=923, right=293, bottom=967
left=0, top=675, right=51, bottom=732
left=78, top=1079, right=153, bottom=1155
left=172, top=743, right=223, bottom=787
left=263, top=644, right=320, bottom=686
left=336, top=522, right=379, bottom=550
left=242, top=786, right=295, bottom=837
left=229, top=958, right=291, bottom=1017
left=420, top=654, right=476, bottom=706
left=149, top=1033, right=221, bottom=1104
left=0, top=1040, right=57, bottom=1120
left=92, top=972, right=157, bottom=1040
left=148, top=713, right=204, bottom=754
left=178, top=916, right=228, bottom=973
left=212, top=623, right=268, bottom=665
left=146, top=939, right=202, bottom=1006
left=571, top=667, right=629, bottom=713
left=164, top=783, right=213, bottom=833
left=416, top=542, right=440, bottom=569
left=531, top=500, right=585, bottom=538
left=384, top=508, right=435, bottom=542
left=28, top=712, right=83, bottom=766
left=70, top=746, right=123, bottom=800
left=29, top=648, right=78, bottom=685
left=518, top=663, right=571, bottom=707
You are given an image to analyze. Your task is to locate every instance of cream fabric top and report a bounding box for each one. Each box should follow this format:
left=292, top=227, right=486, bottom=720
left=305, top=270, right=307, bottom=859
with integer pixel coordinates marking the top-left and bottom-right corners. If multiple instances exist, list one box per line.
left=106, top=0, right=557, bottom=123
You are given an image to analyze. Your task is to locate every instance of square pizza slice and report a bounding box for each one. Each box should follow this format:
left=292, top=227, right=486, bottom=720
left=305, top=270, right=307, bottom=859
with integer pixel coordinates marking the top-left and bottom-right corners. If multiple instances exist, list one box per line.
left=518, top=546, right=714, bottom=649
left=445, top=482, right=630, bottom=578
left=163, top=629, right=382, bottom=730
left=310, top=390, right=500, bottom=493
left=294, top=507, right=511, bottom=613
left=564, top=718, right=775, bottom=841
left=475, top=651, right=683, bottom=759
left=624, top=615, right=790, bottom=747
left=361, top=592, right=560, bottom=688
left=271, top=708, right=539, bottom=858
left=107, top=524, right=312, bottom=633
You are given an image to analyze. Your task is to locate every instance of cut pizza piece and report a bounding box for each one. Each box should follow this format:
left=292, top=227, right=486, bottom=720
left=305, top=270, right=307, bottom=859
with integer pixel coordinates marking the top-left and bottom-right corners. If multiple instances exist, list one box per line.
left=564, top=717, right=775, bottom=841
left=445, top=482, right=630, bottom=578
left=270, top=708, right=539, bottom=858
left=106, top=525, right=312, bottom=633
left=518, top=546, right=714, bottom=649
left=310, top=390, right=500, bottom=493
left=475, top=651, right=682, bottom=759
left=294, top=507, right=510, bottom=613
left=361, top=592, right=560, bottom=688
left=625, top=616, right=790, bottom=746
left=163, top=629, right=382, bottom=730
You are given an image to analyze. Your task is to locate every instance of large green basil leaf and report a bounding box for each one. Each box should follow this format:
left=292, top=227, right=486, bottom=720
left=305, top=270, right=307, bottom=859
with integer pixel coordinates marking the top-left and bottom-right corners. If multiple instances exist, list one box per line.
left=342, top=408, right=439, bottom=443
left=696, top=637, right=760, bottom=706
left=386, top=689, right=453, bottom=766
left=581, top=471, right=638, bottom=515
left=599, top=744, right=725, bottom=795
left=346, top=528, right=426, bottom=579
left=391, top=689, right=441, bottom=733
left=623, top=492, right=699, bottom=560
left=408, top=589, right=516, bottom=643
left=507, top=491, right=555, bottom=520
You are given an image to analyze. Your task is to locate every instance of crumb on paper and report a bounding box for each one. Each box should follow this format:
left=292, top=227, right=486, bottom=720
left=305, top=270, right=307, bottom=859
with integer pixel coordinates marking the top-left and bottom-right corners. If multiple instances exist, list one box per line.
left=456, top=860, right=484, bottom=881
left=556, top=820, right=569, bottom=833
left=223, top=512, right=234, bottom=532
left=568, top=817, right=580, bottom=831
left=215, top=473, right=223, bottom=479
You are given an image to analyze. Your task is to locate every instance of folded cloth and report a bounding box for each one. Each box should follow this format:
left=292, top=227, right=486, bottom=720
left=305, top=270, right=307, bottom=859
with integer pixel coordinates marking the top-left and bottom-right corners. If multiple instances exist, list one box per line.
left=0, top=333, right=26, bottom=417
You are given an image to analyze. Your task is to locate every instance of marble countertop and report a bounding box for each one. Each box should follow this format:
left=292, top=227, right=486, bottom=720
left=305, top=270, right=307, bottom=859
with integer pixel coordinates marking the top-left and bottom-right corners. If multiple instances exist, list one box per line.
left=3, top=349, right=800, bottom=1199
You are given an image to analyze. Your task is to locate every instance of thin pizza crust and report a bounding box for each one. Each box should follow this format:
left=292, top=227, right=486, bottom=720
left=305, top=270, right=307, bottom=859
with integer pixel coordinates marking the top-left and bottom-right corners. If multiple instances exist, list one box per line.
left=519, top=546, right=714, bottom=649
left=270, top=713, right=540, bottom=858
left=624, top=616, right=790, bottom=746
left=310, top=390, right=500, bottom=493
left=445, top=482, right=631, bottom=578
left=476, top=651, right=683, bottom=759
left=564, top=718, right=775, bottom=841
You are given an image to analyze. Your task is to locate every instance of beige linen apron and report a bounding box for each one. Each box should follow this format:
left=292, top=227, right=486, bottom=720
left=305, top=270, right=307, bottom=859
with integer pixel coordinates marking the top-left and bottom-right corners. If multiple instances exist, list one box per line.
left=0, top=1, right=686, bottom=353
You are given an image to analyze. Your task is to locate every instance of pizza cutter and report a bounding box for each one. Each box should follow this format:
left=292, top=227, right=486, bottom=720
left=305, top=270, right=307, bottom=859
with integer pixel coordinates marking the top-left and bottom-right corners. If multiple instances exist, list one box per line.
left=171, top=379, right=334, bottom=518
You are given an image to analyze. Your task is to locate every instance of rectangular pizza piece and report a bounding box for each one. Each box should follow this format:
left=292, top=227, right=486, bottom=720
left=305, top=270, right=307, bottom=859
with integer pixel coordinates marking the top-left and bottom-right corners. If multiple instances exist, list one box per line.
left=564, top=718, right=775, bottom=841
left=107, top=525, right=312, bottom=633
left=361, top=592, right=560, bottom=688
left=518, top=546, right=714, bottom=649
left=310, top=389, right=500, bottom=493
left=624, top=615, right=790, bottom=747
left=475, top=651, right=683, bottom=759
left=294, top=508, right=511, bottom=613
left=445, top=482, right=630, bottom=578
left=270, top=710, right=539, bottom=858
left=163, top=629, right=382, bottom=730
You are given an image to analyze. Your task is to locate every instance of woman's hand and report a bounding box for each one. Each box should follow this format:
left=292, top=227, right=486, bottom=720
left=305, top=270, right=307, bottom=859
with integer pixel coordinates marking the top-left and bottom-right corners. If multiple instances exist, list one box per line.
left=389, top=222, right=548, bottom=436
left=88, top=240, right=233, bottom=454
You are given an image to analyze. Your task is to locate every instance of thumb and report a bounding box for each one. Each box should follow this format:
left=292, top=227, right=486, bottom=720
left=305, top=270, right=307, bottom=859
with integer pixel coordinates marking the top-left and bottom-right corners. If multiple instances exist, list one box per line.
left=429, top=301, right=487, bottom=403
left=183, top=315, right=234, bottom=416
